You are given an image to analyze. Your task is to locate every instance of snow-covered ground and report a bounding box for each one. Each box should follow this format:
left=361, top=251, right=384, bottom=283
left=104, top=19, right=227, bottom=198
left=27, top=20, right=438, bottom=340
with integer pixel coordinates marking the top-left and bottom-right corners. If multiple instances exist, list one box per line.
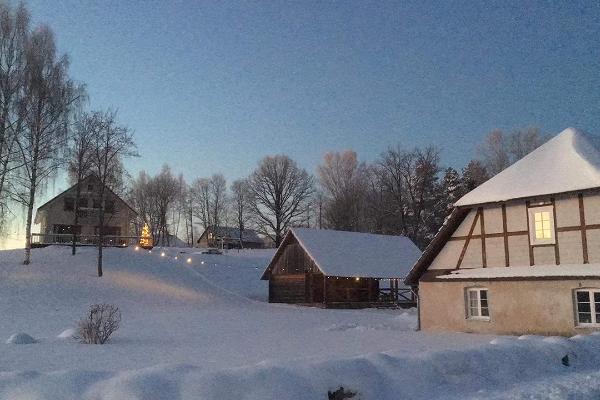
left=0, top=246, right=599, bottom=399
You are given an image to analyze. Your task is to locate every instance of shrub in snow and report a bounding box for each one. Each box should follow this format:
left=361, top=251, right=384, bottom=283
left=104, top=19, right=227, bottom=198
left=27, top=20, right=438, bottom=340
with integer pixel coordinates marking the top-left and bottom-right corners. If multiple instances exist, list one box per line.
left=6, top=332, right=36, bottom=344
left=328, top=387, right=357, bottom=400
left=76, top=303, right=121, bottom=344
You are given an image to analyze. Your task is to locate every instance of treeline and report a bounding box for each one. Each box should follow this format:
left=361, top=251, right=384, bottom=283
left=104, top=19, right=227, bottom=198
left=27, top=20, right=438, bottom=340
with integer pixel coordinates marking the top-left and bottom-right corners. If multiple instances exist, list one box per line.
left=0, top=3, right=136, bottom=272
left=131, top=127, right=547, bottom=250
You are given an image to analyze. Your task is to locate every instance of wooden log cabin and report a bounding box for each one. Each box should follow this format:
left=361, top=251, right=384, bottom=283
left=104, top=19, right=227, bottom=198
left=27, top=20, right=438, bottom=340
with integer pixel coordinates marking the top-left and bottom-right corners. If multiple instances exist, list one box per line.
left=406, top=128, right=600, bottom=336
left=261, top=228, right=422, bottom=308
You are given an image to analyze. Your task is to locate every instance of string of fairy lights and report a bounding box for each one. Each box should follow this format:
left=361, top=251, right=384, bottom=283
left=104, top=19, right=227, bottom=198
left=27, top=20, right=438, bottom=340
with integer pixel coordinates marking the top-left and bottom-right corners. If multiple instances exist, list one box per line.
left=133, top=245, right=208, bottom=266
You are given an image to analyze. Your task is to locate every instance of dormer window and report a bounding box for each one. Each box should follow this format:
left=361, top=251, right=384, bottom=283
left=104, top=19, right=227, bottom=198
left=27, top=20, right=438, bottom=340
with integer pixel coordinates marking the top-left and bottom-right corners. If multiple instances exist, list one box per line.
left=528, top=205, right=555, bottom=245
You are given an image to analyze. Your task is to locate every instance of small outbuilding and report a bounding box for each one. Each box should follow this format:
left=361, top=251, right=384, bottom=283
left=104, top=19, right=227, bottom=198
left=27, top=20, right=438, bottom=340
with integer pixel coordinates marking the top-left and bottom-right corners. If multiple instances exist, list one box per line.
left=196, top=226, right=264, bottom=249
left=261, top=228, right=422, bottom=308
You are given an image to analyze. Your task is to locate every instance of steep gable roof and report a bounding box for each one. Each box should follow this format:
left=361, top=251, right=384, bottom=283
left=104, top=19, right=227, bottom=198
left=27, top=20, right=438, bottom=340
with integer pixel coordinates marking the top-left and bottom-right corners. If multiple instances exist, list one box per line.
left=36, top=175, right=137, bottom=215
left=262, top=228, right=422, bottom=279
left=456, top=128, right=600, bottom=207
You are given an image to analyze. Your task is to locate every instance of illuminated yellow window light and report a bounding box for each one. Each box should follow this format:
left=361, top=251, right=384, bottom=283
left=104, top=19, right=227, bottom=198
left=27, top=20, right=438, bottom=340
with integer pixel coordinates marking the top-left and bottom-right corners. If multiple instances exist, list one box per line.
left=534, top=211, right=552, bottom=239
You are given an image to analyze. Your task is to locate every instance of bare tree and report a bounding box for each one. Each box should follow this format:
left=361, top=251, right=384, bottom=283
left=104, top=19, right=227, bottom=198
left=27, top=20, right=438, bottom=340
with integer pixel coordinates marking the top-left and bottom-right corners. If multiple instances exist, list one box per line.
left=477, top=129, right=509, bottom=177
left=0, top=3, right=28, bottom=228
left=90, top=110, right=136, bottom=277
left=67, top=110, right=95, bottom=255
left=191, top=177, right=211, bottom=231
left=248, top=155, right=314, bottom=246
left=152, top=164, right=180, bottom=246
left=230, top=178, right=252, bottom=248
left=209, top=173, right=227, bottom=228
left=14, top=26, right=81, bottom=265
left=477, top=127, right=547, bottom=176
left=317, top=150, right=369, bottom=231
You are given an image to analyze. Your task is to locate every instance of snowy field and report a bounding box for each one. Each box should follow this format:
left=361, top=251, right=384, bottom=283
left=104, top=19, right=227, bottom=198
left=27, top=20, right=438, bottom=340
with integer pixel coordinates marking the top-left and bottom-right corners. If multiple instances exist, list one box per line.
left=1, top=247, right=600, bottom=399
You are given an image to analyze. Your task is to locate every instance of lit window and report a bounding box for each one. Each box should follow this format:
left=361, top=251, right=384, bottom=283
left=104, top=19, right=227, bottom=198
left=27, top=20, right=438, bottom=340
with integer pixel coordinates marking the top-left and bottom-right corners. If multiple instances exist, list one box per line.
left=534, top=211, right=552, bottom=239
left=528, top=205, right=555, bottom=245
left=466, top=288, right=490, bottom=320
left=575, top=289, right=600, bottom=326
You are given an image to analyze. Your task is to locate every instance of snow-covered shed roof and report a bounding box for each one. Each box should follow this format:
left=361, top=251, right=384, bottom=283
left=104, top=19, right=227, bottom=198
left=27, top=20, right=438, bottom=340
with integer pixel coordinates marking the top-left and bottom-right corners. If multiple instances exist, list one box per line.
left=456, top=128, right=600, bottom=207
left=262, top=228, right=422, bottom=279
left=202, top=226, right=262, bottom=243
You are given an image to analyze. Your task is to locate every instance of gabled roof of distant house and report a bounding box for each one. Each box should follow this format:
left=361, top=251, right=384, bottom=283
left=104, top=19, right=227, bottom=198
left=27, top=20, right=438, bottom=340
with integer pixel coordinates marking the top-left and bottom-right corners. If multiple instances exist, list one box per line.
left=201, top=226, right=262, bottom=243
left=36, top=175, right=137, bottom=215
left=261, top=227, right=422, bottom=279
left=456, top=128, right=600, bottom=207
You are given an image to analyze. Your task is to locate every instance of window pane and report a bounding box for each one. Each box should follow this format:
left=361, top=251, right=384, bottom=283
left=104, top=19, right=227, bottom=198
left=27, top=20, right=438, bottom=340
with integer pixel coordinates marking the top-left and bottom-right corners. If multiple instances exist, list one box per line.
left=577, top=291, right=590, bottom=303
left=481, top=307, right=489, bottom=317
left=480, top=290, right=487, bottom=300
left=535, top=220, right=542, bottom=230
left=579, top=313, right=592, bottom=323
left=542, top=212, right=549, bottom=221
left=594, top=292, right=600, bottom=303
left=469, top=306, right=479, bottom=317
left=578, top=302, right=591, bottom=313
left=535, top=213, right=542, bottom=222
left=542, top=220, right=551, bottom=230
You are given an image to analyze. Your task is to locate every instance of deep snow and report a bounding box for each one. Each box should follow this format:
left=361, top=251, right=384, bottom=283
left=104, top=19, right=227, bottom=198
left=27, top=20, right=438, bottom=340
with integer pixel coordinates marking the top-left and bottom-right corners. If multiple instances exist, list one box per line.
left=0, top=246, right=599, bottom=399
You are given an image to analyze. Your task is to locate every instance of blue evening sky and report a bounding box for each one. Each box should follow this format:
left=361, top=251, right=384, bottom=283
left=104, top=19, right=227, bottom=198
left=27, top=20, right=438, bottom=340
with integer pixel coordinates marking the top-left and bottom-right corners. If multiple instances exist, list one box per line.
left=27, top=0, right=600, bottom=186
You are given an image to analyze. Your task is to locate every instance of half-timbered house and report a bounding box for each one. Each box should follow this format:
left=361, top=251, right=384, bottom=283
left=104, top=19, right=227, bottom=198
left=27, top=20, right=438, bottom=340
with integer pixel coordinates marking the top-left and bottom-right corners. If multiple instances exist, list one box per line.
left=262, top=228, right=421, bottom=308
left=405, top=128, right=600, bottom=335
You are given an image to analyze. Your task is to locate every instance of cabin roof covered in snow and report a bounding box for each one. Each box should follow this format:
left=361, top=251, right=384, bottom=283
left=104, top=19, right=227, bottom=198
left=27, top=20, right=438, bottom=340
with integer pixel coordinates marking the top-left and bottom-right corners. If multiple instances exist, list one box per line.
left=262, top=228, right=422, bottom=279
left=439, top=264, right=600, bottom=279
left=455, top=128, right=600, bottom=207
left=201, top=226, right=262, bottom=242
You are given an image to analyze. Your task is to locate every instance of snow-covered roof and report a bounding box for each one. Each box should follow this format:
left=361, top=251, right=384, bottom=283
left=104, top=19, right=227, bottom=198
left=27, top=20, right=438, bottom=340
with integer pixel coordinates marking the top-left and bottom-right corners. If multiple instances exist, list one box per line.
left=439, top=264, right=600, bottom=279
left=273, top=228, right=422, bottom=278
left=455, top=128, right=600, bottom=207
left=205, top=226, right=262, bottom=242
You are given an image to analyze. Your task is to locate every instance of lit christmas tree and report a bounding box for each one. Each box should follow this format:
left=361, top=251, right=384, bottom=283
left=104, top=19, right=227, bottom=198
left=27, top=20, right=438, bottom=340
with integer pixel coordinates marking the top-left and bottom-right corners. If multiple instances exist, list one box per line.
left=139, top=223, right=153, bottom=249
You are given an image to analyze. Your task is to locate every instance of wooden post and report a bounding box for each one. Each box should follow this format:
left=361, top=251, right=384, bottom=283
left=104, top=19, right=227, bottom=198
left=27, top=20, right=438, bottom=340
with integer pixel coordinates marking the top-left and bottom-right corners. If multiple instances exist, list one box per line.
left=323, top=276, right=327, bottom=307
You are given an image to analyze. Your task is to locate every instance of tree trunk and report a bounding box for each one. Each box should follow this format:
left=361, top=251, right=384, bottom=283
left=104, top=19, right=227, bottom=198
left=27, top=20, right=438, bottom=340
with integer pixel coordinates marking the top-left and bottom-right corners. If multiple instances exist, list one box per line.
left=97, top=190, right=105, bottom=277
left=24, top=168, right=37, bottom=265
left=72, top=177, right=82, bottom=255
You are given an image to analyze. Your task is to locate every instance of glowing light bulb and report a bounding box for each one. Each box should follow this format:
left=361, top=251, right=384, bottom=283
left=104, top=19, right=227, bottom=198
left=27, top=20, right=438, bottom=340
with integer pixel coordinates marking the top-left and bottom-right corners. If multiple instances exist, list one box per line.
left=187, top=258, right=192, bottom=263
left=134, top=246, right=139, bottom=251
left=174, top=256, right=178, bottom=260
left=161, top=252, right=165, bottom=257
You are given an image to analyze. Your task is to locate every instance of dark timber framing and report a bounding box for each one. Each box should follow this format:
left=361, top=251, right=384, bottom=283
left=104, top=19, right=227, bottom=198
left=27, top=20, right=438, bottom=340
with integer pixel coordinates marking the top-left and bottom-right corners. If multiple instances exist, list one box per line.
left=579, top=193, right=589, bottom=264
left=456, top=210, right=480, bottom=269
left=502, top=204, right=510, bottom=267
left=479, top=207, right=487, bottom=268
left=406, top=188, right=600, bottom=286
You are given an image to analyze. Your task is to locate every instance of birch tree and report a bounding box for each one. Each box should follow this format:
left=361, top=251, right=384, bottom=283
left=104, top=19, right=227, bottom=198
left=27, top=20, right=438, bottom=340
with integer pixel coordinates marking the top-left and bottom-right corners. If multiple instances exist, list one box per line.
left=16, top=26, right=80, bottom=265
left=0, top=3, right=28, bottom=227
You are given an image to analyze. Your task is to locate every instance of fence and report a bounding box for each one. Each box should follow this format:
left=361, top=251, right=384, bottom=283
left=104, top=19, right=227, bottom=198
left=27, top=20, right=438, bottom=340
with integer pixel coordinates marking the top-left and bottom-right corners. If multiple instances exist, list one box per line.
left=31, top=233, right=139, bottom=247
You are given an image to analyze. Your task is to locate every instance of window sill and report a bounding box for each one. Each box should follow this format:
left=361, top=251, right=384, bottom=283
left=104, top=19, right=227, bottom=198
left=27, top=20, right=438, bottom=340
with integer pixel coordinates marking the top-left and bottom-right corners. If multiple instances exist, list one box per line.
left=467, top=317, right=491, bottom=322
left=575, top=324, right=600, bottom=329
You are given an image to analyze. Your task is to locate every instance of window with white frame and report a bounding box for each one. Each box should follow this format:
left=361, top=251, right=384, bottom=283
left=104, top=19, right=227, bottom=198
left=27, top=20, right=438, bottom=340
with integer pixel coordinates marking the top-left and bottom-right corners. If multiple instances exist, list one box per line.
left=528, top=205, right=555, bottom=245
left=575, top=289, right=600, bottom=326
left=466, top=288, right=489, bottom=320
